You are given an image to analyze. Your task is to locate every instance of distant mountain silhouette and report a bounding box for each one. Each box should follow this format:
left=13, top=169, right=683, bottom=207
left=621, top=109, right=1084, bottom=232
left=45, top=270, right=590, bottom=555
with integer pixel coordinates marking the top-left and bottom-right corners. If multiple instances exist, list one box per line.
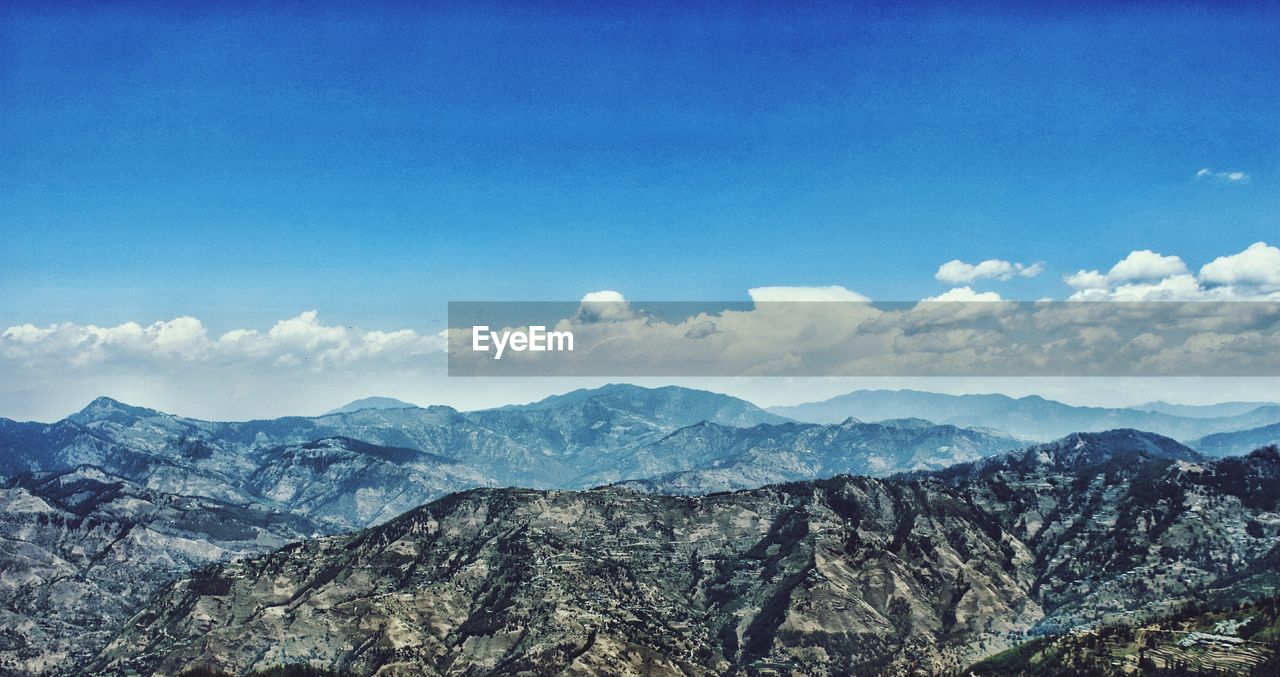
left=324, top=396, right=421, bottom=415
left=768, top=389, right=1280, bottom=442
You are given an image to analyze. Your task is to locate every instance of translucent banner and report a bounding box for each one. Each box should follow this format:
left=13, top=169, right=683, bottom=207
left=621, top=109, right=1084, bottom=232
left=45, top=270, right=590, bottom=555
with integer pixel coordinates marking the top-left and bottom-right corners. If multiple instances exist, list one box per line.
left=447, top=301, right=1280, bottom=377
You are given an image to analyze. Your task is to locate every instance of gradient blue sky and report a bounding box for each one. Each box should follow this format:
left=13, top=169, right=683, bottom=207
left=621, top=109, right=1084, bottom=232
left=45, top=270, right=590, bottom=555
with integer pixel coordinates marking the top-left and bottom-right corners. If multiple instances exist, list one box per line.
left=3, top=1, right=1278, bottom=335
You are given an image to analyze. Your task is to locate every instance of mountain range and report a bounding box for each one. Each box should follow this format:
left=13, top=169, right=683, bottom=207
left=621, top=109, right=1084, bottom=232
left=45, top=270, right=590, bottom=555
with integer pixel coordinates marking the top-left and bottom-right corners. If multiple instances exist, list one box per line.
left=2, top=385, right=1279, bottom=674
left=768, top=389, right=1280, bottom=443
left=1195, top=422, right=1280, bottom=458
left=97, top=432, right=1280, bottom=675
left=609, top=417, right=1020, bottom=494
left=1132, top=400, right=1278, bottom=419
left=0, top=385, right=1024, bottom=674
left=2, top=386, right=1021, bottom=503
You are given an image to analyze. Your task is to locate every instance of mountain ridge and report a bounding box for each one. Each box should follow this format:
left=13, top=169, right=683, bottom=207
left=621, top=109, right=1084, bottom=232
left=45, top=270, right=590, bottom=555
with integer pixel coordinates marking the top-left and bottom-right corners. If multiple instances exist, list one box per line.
left=767, top=389, right=1280, bottom=442
left=485, top=383, right=792, bottom=428
left=97, top=436, right=1280, bottom=675
left=1195, top=422, right=1280, bottom=458
left=606, top=417, right=1024, bottom=494
left=5, top=387, right=1278, bottom=674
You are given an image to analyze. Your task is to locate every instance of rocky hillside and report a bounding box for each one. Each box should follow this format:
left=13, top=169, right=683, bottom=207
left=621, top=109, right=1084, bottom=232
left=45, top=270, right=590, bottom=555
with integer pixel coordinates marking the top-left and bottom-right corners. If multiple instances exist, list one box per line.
left=0, top=424, right=502, bottom=674
left=0, top=466, right=326, bottom=674
left=1, top=387, right=1035, bottom=674
left=98, top=433, right=1280, bottom=676
left=98, top=482, right=1038, bottom=675
left=246, top=437, right=496, bottom=531
left=929, top=431, right=1273, bottom=632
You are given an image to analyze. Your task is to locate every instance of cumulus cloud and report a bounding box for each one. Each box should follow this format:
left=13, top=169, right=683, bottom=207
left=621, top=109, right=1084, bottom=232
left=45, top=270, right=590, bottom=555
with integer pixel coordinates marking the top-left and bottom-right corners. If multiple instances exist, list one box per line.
left=1107, top=250, right=1190, bottom=282
left=580, top=290, right=626, bottom=303
left=1066, top=250, right=1189, bottom=291
left=1195, top=168, right=1249, bottom=183
left=1068, top=274, right=1209, bottom=302
left=747, top=285, right=871, bottom=303
left=1, top=311, right=444, bottom=371
left=576, top=290, right=636, bottom=323
left=935, top=259, right=1044, bottom=285
left=1199, top=242, right=1280, bottom=287
left=1065, top=250, right=1205, bottom=300
left=1065, top=243, right=1280, bottom=301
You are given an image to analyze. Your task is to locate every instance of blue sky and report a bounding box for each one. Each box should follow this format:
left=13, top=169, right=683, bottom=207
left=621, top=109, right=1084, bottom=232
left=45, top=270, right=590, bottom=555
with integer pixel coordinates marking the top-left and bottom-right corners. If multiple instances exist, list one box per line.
left=3, top=1, right=1276, bottom=333
left=2, top=2, right=1279, bottom=420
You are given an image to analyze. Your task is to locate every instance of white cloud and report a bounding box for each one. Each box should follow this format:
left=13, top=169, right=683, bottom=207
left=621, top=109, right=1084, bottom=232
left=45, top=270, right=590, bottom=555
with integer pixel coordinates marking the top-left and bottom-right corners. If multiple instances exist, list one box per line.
left=935, top=259, right=1043, bottom=285
left=1065, top=249, right=1193, bottom=298
left=1199, top=242, right=1280, bottom=287
left=747, top=285, right=871, bottom=303
left=1195, top=168, right=1249, bottom=183
left=0, top=312, right=452, bottom=421
left=580, top=290, right=626, bottom=303
left=8, top=268, right=1280, bottom=421
left=576, top=289, right=635, bottom=323
left=922, top=287, right=1005, bottom=302
left=1063, top=269, right=1109, bottom=290
left=1105, top=250, right=1190, bottom=282
left=1, top=312, right=444, bottom=371
left=1068, top=274, right=1211, bottom=302
left=1065, top=243, right=1280, bottom=301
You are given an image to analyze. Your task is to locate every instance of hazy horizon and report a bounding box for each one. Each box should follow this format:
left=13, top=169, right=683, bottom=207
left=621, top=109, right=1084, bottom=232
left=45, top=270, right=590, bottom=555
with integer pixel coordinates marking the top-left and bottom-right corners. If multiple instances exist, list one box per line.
left=13, top=378, right=1280, bottom=424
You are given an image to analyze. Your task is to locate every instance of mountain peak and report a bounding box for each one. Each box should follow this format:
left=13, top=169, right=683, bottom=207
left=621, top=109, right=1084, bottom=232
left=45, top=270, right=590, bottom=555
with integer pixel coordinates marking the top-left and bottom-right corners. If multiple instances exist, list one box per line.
left=933, top=428, right=1205, bottom=484
left=485, top=383, right=790, bottom=428
left=505, top=383, right=687, bottom=409
left=67, top=396, right=159, bottom=424
left=1133, top=400, right=1278, bottom=419
left=324, top=397, right=421, bottom=415
left=1030, top=429, right=1202, bottom=469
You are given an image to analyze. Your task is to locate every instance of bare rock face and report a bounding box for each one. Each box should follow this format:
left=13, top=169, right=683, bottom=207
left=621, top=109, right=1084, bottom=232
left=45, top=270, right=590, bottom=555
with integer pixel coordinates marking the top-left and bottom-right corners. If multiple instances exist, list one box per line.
left=98, top=481, right=1041, bottom=675
left=97, top=438, right=1280, bottom=676
left=0, top=467, right=325, bottom=674
left=932, top=433, right=1279, bottom=632
left=245, top=437, right=496, bottom=530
